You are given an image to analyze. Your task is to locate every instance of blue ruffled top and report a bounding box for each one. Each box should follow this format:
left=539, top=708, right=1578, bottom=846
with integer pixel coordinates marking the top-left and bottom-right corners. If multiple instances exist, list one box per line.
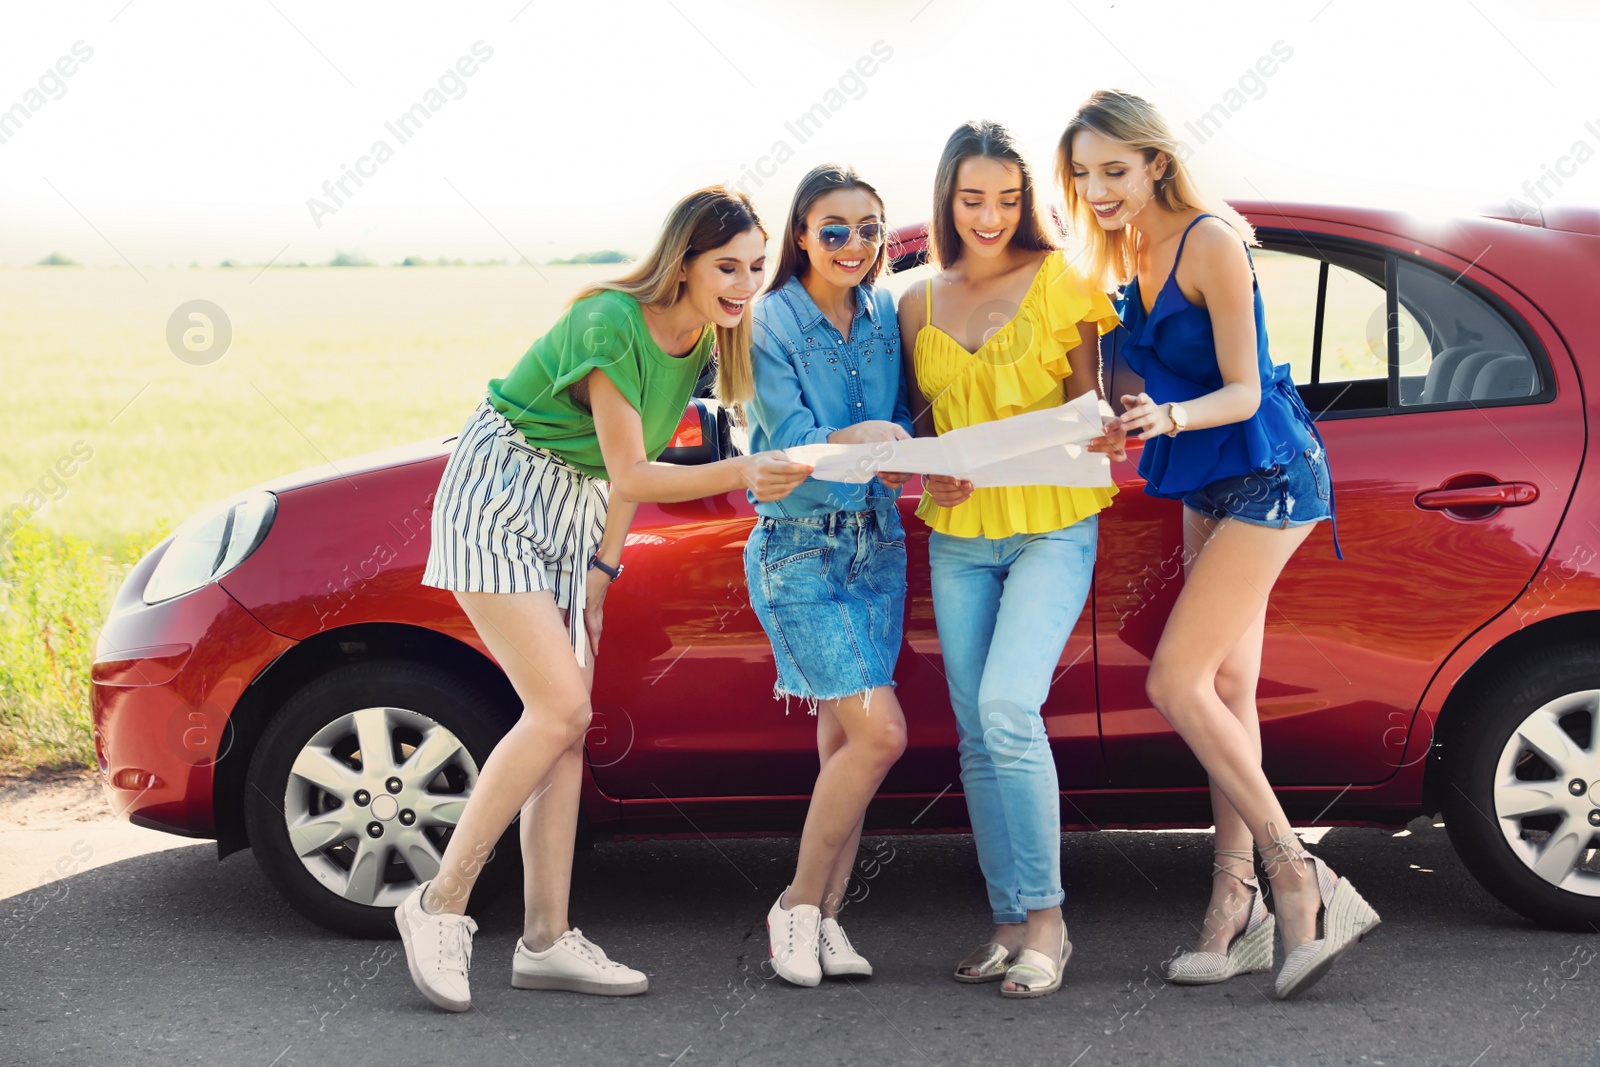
left=1115, top=213, right=1342, bottom=558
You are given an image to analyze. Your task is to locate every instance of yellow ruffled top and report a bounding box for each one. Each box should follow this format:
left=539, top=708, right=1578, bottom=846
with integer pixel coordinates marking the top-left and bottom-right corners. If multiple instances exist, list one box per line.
left=914, top=250, right=1122, bottom=539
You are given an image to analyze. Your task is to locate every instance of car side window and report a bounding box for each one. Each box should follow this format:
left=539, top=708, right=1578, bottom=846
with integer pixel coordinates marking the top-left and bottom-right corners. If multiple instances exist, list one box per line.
left=1250, top=249, right=1319, bottom=385
left=1253, top=238, right=1547, bottom=417
left=1254, top=246, right=1394, bottom=414
left=1318, top=262, right=1394, bottom=385
left=1394, top=258, right=1541, bottom=407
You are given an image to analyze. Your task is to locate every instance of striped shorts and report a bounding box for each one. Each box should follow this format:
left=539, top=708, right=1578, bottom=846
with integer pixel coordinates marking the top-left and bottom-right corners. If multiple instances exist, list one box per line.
left=421, top=396, right=609, bottom=666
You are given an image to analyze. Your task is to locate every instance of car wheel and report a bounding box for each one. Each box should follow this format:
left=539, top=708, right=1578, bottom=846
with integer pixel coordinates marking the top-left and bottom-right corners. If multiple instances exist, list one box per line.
left=244, top=660, right=518, bottom=937
left=1441, top=641, right=1600, bottom=929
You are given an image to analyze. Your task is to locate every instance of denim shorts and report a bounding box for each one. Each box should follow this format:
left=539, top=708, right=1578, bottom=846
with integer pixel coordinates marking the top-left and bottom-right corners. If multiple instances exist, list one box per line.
left=742, top=506, right=907, bottom=709
left=1181, top=442, right=1333, bottom=529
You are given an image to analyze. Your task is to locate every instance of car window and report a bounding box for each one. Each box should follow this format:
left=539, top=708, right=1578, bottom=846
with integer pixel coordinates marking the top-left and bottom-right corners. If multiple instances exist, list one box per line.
left=1254, top=246, right=1390, bottom=414
left=1395, top=257, right=1541, bottom=407
left=1253, top=249, right=1319, bottom=384
left=1254, top=238, right=1545, bottom=416
left=1318, top=263, right=1391, bottom=384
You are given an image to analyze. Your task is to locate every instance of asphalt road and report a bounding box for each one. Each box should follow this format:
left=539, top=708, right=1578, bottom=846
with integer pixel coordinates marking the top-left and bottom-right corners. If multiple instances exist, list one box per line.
left=2, top=817, right=1597, bottom=1067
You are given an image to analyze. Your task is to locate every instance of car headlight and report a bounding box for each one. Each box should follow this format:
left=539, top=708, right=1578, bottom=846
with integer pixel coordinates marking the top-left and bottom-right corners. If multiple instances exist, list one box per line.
left=143, top=490, right=277, bottom=604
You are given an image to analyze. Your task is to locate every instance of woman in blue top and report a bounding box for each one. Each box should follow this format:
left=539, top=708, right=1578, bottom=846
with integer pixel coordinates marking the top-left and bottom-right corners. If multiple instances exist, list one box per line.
left=1059, top=91, right=1378, bottom=1001
left=743, top=164, right=915, bottom=987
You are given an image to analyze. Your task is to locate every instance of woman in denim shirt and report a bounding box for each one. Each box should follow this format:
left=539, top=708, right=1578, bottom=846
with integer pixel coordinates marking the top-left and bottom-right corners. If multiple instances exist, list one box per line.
left=743, top=164, right=915, bottom=987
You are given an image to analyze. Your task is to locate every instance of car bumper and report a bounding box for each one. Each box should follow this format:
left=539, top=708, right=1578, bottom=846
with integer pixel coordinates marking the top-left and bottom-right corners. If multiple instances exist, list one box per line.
left=91, top=548, right=295, bottom=838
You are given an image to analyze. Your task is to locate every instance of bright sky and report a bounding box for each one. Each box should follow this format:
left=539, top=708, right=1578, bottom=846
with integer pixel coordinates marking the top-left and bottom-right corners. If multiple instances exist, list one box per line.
left=4, top=0, right=1597, bottom=267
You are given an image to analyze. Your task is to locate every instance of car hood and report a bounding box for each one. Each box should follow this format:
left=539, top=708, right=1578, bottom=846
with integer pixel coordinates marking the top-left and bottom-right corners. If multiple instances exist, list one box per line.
left=247, top=435, right=454, bottom=496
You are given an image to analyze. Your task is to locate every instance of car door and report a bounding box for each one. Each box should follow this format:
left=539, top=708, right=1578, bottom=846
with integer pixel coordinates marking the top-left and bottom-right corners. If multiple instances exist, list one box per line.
left=1094, top=220, right=1583, bottom=788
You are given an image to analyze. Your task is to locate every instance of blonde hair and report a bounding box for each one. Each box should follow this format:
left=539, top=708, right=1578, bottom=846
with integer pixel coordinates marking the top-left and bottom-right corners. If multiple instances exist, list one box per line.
left=1056, top=90, right=1255, bottom=291
left=931, top=120, right=1058, bottom=270
left=572, top=185, right=765, bottom=405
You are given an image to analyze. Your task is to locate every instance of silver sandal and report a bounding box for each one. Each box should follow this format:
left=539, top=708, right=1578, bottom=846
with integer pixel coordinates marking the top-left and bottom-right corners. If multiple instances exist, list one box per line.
left=1164, top=848, right=1275, bottom=985
left=1261, top=824, right=1381, bottom=1000
left=1000, top=927, right=1071, bottom=999
left=953, top=940, right=1016, bottom=984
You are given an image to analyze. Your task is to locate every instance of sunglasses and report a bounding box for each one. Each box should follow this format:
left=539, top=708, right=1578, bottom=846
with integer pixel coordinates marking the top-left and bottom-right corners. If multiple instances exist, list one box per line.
left=810, top=222, right=885, bottom=253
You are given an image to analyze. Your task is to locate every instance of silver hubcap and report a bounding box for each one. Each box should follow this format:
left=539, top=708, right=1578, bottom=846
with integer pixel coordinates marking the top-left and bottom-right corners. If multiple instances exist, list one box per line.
left=1493, top=690, right=1600, bottom=896
left=282, top=706, right=478, bottom=907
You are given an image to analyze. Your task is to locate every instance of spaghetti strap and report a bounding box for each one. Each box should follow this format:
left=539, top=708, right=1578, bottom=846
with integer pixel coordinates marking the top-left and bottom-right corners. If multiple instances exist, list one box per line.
left=924, top=276, right=932, bottom=325
left=1171, top=212, right=1217, bottom=270
left=1170, top=212, right=1261, bottom=291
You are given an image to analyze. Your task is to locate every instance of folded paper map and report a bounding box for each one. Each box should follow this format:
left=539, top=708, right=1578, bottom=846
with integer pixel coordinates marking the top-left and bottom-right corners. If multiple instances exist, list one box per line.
left=784, top=392, right=1113, bottom=489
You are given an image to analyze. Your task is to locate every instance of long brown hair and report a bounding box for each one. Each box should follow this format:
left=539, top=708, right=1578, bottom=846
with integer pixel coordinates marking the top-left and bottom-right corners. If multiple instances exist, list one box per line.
left=766, top=164, right=890, bottom=294
left=1056, top=90, right=1255, bottom=290
left=571, top=185, right=765, bottom=404
left=930, top=120, right=1058, bottom=270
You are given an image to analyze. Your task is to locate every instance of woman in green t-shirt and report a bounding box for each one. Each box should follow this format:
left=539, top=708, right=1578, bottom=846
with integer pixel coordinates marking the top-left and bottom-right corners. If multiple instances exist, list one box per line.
left=399, top=186, right=813, bottom=1012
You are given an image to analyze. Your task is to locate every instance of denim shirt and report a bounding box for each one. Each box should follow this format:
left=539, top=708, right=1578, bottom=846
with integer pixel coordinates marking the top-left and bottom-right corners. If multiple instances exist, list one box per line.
left=746, top=275, right=913, bottom=519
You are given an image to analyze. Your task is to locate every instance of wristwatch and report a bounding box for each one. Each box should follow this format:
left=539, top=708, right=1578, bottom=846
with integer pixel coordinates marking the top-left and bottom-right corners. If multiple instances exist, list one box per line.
left=1165, top=402, right=1189, bottom=437
left=588, top=554, right=623, bottom=582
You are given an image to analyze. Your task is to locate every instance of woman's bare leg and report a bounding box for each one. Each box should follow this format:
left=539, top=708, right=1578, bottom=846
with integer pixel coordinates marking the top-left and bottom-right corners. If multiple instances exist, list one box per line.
left=1144, top=516, right=1325, bottom=951
left=821, top=815, right=866, bottom=919
left=518, top=626, right=595, bottom=949
left=1178, top=509, right=1269, bottom=954
left=783, top=687, right=906, bottom=911
left=1190, top=610, right=1268, bottom=954
left=422, top=588, right=593, bottom=917
left=815, top=704, right=867, bottom=919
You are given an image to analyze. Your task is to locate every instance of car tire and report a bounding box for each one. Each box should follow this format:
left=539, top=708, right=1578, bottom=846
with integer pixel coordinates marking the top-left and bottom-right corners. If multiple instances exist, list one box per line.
left=1441, top=641, right=1600, bottom=930
left=244, top=660, right=520, bottom=938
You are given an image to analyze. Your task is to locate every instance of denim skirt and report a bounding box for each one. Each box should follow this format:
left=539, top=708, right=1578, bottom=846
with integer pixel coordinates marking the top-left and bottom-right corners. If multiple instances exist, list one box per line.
left=742, top=505, right=907, bottom=709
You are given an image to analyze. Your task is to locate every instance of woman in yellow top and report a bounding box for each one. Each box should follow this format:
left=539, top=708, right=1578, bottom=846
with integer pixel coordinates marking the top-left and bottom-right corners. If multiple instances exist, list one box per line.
left=899, top=120, right=1123, bottom=999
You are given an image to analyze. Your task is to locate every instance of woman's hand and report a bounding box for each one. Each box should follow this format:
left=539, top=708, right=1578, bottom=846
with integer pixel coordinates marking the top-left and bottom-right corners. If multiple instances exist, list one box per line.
left=738, top=452, right=814, bottom=501
left=1089, top=417, right=1128, bottom=462
left=1117, top=392, right=1176, bottom=441
left=826, top=420, right=914, bottom=489
left=878, top=470, right=912, bottom=490
left=925, top=474, right=975, bottom=508
left=583, top=566, right=611, bottom=655
left=828, top=420, right=911, bottom=446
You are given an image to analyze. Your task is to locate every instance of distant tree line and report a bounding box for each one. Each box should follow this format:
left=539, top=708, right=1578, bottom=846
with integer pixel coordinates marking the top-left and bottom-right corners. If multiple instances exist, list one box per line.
left=547, top=250, right=629, bottom=264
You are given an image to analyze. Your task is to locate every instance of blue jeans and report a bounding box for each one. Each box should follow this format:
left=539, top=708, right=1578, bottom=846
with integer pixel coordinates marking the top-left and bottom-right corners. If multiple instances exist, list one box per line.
left=927, top=514, right=1099, bottom=924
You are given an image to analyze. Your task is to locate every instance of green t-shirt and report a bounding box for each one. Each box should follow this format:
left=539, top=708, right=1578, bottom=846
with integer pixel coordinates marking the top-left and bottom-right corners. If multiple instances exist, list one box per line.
left=486, top=290, right=713, bottom=480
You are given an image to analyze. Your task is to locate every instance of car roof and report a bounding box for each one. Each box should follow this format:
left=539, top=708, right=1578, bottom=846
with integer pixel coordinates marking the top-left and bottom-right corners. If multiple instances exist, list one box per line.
left=889, top=201, right=1600, bottom=266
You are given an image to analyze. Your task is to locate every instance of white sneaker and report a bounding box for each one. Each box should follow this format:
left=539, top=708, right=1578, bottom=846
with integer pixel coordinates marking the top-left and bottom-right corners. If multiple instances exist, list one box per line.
left=395, top=879, right=478, bottom=1012
left=511, top=928, right=648, bottom=996
left=819, top=917, right=873, bottom=977
left=767, top=889, right=821, bottom=987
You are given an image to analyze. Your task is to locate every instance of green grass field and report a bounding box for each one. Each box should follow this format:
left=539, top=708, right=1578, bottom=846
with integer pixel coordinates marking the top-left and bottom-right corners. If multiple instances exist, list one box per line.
left=1, top=263, right=623, bottom=552
left=0, top=263, right=615, bottom=772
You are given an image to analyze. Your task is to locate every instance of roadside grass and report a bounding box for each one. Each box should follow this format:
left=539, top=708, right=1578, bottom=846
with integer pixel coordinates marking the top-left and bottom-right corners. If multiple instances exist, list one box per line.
left=1, top=263, right=606, bottom=773
left=0, top=523, right=167, bottom=774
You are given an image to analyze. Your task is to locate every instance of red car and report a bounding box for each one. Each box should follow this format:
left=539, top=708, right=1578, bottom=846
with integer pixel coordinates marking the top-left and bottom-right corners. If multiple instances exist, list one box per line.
left=92, top=202, right=1600, bottom=936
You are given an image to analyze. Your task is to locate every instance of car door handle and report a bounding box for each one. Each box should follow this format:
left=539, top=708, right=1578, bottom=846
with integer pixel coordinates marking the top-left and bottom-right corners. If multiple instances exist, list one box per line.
left=1414, top=482, right=1539, bottom=510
